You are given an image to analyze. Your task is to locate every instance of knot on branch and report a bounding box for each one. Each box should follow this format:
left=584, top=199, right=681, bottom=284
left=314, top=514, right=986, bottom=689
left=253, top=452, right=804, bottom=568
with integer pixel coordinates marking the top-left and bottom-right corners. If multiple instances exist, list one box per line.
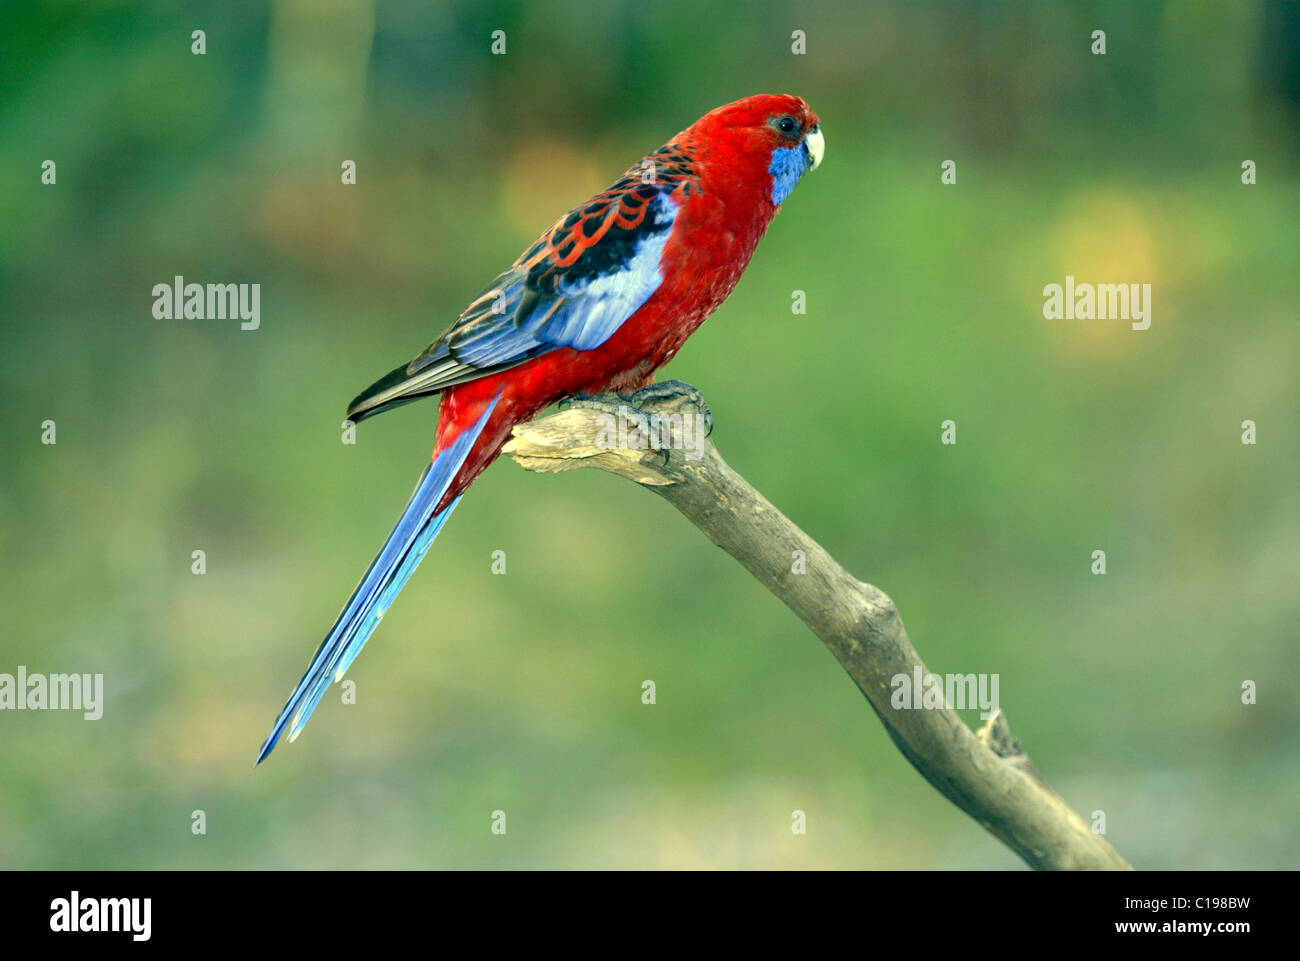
left=976, top=708, right=1024, bottom=759
left=977, top=708, right=1048, bottom=787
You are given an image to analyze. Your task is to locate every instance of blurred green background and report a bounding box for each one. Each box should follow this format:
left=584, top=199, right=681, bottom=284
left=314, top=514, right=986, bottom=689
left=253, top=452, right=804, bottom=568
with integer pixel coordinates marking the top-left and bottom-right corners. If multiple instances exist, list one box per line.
left=2, top=0, right=1297, bottom=869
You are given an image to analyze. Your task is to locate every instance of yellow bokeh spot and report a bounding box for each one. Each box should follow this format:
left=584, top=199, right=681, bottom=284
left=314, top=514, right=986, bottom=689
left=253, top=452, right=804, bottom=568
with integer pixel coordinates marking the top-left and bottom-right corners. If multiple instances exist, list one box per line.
left=500, top=139, right=607, bottom=244
left=1045, top=189, right=1161, bottom=357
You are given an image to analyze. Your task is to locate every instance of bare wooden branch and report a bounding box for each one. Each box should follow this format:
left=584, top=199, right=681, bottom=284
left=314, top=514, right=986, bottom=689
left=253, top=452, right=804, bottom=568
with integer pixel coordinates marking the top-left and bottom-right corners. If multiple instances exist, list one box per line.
left=503, top=389, right=1132, bottom=870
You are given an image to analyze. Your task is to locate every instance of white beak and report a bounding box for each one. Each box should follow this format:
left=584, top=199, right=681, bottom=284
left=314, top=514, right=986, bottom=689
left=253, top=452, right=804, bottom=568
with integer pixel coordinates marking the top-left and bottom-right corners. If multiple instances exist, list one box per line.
left=804, top=124, right=824, bottom=171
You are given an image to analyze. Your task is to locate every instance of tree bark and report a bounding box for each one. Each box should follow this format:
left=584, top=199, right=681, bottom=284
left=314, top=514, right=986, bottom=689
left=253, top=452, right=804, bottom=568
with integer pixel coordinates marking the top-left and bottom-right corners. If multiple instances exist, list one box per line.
left=503, top=388, right=1132, bottom=871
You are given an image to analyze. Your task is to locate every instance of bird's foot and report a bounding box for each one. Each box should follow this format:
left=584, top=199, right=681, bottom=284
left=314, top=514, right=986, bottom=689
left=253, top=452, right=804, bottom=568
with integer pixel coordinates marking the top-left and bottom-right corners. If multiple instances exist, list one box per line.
left=629, top=380, right=712, bottom=437
left=556, top=381, right=712, bottom=462
left=559, top=391, right=627, bottom=414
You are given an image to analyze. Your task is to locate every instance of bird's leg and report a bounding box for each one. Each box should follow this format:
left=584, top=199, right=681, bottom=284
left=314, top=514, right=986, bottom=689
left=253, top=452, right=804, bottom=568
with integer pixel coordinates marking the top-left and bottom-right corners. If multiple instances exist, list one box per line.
left=629, top=379, right=713, bottom=436
left=554, top=381, right=713, bottom=463
left=558, top=390, right=674, bottom=462
left=558, top=390, right=627, bottom=413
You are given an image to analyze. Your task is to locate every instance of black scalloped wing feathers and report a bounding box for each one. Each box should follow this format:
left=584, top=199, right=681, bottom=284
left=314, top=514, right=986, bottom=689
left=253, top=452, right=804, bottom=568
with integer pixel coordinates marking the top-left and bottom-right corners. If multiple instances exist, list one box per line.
left=346, top=145, right=699, bottom=423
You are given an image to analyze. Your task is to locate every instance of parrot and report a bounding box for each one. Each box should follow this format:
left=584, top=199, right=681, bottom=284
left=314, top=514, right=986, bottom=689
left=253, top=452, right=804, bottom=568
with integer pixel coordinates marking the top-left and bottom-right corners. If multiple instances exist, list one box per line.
left=257, top=94, right=824, bottom=763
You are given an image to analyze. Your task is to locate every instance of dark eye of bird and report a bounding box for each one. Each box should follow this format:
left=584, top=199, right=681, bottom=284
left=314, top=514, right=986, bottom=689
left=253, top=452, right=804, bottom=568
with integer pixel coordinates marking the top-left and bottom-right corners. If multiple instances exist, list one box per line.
left=778, top=116, right=797, bottom=134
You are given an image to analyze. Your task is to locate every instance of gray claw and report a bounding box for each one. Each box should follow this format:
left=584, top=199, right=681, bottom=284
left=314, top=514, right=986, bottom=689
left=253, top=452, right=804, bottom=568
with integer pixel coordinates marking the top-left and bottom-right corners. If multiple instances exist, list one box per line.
left=631, top=380, right=713, bottom=436
left=560, top=391, right=626, bottom=413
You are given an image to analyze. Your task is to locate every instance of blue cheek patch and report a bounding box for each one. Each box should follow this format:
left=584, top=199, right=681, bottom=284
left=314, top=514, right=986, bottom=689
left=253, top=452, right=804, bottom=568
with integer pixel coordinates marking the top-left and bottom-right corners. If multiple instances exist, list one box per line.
left=768, top=143, right=809, bottom=205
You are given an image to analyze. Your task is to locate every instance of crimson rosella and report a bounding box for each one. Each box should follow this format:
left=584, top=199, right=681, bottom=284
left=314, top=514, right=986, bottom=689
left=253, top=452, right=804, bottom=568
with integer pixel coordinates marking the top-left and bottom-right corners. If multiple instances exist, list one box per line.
left=257, top=94, right=824, bottom=762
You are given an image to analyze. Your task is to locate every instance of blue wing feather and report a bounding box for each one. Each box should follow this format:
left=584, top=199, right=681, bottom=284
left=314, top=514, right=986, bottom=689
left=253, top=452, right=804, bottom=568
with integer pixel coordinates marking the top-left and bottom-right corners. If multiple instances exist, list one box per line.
left=346, top=183, right=686, bottom=422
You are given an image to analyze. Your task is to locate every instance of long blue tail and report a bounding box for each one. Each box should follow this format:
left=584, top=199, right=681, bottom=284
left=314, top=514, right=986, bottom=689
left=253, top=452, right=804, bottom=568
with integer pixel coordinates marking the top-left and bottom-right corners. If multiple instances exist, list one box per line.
left=256, top=395, right=500, bottom=764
